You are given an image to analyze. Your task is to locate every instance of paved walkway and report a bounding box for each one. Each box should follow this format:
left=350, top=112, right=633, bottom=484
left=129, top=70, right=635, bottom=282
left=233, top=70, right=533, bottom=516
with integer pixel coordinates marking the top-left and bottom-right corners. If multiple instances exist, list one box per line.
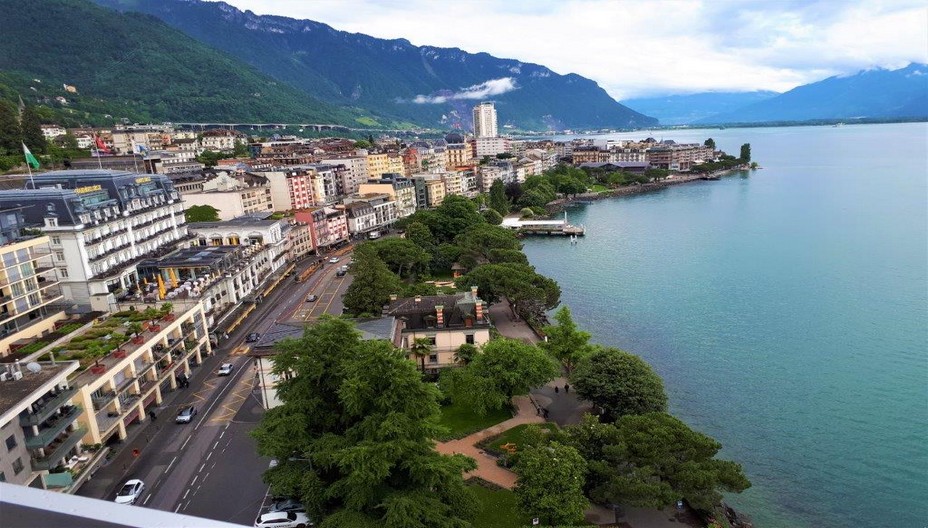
left=531, top=377, right=593, bottom=427
left=435, top=396, right=543, bottom=488
left=488, top=299, right=541, bottom=344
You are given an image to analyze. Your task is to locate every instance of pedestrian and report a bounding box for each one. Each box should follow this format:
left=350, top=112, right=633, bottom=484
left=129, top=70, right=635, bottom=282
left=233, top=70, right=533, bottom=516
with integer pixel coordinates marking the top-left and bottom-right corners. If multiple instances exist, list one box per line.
left=148, top=410, right=157, bottom=422
left=554, top=385, right=559, bottom=394
left=564, top=383, right=570, bottom=394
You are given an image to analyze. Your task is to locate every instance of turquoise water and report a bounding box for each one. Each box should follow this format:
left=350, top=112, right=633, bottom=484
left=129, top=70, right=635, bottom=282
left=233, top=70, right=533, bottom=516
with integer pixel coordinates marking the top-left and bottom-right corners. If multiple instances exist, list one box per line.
left=522, top=123, right=928, bottom=528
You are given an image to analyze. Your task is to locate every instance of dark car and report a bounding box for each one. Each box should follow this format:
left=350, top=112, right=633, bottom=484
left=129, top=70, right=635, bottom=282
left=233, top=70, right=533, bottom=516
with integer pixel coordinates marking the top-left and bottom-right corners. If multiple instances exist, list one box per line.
left=175, top=405, right=197, bottom=424
left=306, top=295, right=318, bottom=302
left=246, top=332, right=260, bottom=343
left=335, top=269, right=347, bottom=277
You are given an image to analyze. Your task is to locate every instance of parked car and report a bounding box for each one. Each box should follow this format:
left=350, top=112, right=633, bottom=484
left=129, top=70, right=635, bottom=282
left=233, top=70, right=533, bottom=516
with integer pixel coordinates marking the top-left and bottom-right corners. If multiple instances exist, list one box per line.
left=254, top=511, right=312, bottom=528
left=175, top=405, right=197, bottom=424
left=328, top=257, right=340, bottom=264
left=246, top=332, right=261, bottom=343
left=335, top=269, right=347, bottom=277
left=268, top=497, right=305, bottom=513
left=217, top=363, right=234, bottom=376
left=306, top=294, right=318, bottom=302
left=115, top=479, right=145, bottom=505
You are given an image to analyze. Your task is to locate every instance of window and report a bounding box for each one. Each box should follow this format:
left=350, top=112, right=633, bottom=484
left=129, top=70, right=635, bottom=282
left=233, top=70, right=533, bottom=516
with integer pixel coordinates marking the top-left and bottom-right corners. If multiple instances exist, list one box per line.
left=465, top=334, right=475, bottom=345
left=51, top=236, right=61, bottom=245
left=428, top=354, right=438, bottom=363
left=11, top=457, right=23, bottom=475
left=5, top=435, right=16, bottom=451
left=58, top=268, right=69, bottom=278
left=54, top=251, right=64, bottom=261
left=427, top=337, right=436, bottom=346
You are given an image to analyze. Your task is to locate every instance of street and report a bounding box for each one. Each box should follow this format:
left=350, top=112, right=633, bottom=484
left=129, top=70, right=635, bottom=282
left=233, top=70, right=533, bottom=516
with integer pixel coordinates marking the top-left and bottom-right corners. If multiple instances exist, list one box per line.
left=76, top=254, right=353, bottom=525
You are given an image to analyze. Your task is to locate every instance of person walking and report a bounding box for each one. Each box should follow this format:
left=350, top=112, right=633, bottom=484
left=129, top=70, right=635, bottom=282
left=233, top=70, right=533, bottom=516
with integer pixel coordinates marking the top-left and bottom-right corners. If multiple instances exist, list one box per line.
left=564, top=383, right=570, bottom=394
left=554, top=385, right=560, bottom=394
left=148, top=410, right=157, bottom=422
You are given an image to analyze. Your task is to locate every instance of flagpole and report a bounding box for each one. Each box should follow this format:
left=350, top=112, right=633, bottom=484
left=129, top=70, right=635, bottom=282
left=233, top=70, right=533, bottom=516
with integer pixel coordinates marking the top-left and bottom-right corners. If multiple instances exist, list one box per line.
left=22, top=143, right=36, bottom=189
left=26, top=157, right=35, bottom=189
left=130, top=139, right=140, bottom=173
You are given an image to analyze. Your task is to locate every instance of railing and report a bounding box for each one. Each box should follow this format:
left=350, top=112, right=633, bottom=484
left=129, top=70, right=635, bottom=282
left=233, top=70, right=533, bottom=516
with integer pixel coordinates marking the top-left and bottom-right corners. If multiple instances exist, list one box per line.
left=95, top=408, right=121, bottom=436
left=24, top=406, right=82, bottom=448
left=91, top=391, right=117, bottom=411
left=20, top=387, right=78, bottom=427
left=31, top=427, right=87, bottom=471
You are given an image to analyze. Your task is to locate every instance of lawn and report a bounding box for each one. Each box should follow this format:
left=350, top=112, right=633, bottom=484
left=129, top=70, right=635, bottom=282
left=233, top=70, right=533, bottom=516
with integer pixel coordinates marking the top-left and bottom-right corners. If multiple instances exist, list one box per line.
left=479, top=423, right=559, bottom=456
left=590, top=184, right=609, bottom=193
left=468, top=481, right=532, bottom=528
left=437, top=401, right=511, bottom=440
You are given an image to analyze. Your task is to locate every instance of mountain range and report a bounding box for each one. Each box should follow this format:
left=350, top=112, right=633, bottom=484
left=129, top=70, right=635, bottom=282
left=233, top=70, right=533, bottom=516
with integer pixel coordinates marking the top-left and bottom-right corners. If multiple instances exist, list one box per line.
left=621, top=91, right=781, bottom=125
left=91, top=0, right=656, bottom=131
left=697, top=64, right=928, bottom=124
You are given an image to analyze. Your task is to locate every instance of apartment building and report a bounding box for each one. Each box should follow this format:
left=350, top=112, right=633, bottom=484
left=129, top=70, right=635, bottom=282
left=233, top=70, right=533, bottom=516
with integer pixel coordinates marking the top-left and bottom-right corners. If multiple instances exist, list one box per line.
left=0, top=359, right=81, bottom=489
left=319, top=156, right=368, bottom=196
left=473, top=136, right=510, bottom=158
left=186, top=216, right=287, bottom=277
left=646, top=143, right=714, bottom=171
left=111, top=128, right=164, bottom=155
left=472, top=102, right=498, bottom=138
left=410, top=174, right=447, bottom=209
left=293, top=207, right=349, bottom=252
left=180, top=177, right=273, bottom=220
left=445, top=143, right=472, bottom=169
left=200, top=129, right=243, bottom=152
left=344, top=202, right=377, bottom=236
left=343, top=195, right=397, bottom=231
left=366, top=153, right=405, bottom=179
left=0, top=210, right=66, bottom=358
left=357, top=175, right=417, bottom=218
left=0, top=171, right=189, bottom=311
left=40, top=126, right=66, bottom=141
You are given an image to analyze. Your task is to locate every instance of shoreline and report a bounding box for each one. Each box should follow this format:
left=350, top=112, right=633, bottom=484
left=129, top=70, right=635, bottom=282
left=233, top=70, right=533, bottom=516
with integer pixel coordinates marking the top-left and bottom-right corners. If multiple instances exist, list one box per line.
left=545, top=166, right=750, bottom=214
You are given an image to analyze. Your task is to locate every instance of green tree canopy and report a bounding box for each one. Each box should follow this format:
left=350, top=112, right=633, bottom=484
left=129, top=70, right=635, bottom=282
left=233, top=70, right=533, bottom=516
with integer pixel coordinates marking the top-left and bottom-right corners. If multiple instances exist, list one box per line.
left=453, top=223, right=521, bottom=269
left=0, top=100, right=19, bottom=155
left=252, top=317, right=478, bottom=526
left=488, top=179, right=509, bottom=215
left=442, top=338, right=558, bottom=416
left=481, top=208, right=503, bottom=225
left=704, top=138, right=716, bottom=150
left=456, top=262, right=560, bottom=321
left=342, top=254, right=403, bottom=316
left=562, top=413, right=751, bottom=512
left=365, top=238, right=431, bottom=279
left=541, top=306, right=593, bottom=376
left=513, top=442, right=588, bottom=525
left=20, top=105, right=45, bottom=154
left=739, top=143, right=751, bottom=162
left=185, top=204, right=220, bottom=223
left=571, top=347, right=667, bottom=421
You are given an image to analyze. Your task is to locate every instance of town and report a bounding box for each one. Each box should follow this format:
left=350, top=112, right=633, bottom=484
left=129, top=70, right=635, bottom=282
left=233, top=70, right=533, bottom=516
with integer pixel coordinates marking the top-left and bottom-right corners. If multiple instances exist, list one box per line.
left=0, top=101, right=751, bottom=528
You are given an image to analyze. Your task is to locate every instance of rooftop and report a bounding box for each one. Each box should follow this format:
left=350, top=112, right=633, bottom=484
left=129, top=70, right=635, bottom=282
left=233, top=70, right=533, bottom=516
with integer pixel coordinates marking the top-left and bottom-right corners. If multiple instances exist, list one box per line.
left=0, top=361, right=79, bottom=425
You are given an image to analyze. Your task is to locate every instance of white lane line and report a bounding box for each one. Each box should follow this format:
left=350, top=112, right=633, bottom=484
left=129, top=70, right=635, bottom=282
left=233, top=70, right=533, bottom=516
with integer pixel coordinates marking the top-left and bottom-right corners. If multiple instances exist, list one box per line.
left=213, top=441, right=219, bottom=450
left=164, top=455, right=178, bottom=474
left=191, top=475, right=198, bottom=486
left=219, top=430, right=225, bottom=439
left=183, top=489, right=190, bottom=500
left=180, top=436, right=191, bottom=450
left=143, top=494, right=151, bottom=506
left=199, top=462, right=207, bottom=473
left=174, top=504, right=182, bottom=513
left=206, top=451, right=212, bottom=461
left=202, top=473, right=209, bottom=481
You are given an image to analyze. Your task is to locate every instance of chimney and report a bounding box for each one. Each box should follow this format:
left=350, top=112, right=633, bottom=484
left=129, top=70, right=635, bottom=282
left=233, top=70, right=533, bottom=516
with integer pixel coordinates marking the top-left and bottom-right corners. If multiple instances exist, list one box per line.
left=389, top=294, right=397, bottom=301
left=435, top=305, right=444, bottom=327
left=470, top=285, right=478, bottom=300
left=475, top=301, right=484, bottom=321
left=414, top=295, right=421, bottom=305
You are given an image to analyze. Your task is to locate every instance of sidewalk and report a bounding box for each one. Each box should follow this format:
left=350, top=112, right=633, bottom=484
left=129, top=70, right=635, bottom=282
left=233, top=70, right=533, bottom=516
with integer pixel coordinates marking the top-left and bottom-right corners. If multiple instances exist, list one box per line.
left=434, top=396, right=543, bottom=488
left=487, top=299, right=540, bottom=344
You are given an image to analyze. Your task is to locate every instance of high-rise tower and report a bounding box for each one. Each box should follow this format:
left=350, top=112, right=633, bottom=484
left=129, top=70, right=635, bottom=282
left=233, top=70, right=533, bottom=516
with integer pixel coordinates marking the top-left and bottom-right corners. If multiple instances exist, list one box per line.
left=472, top=102, right=498, bottom=138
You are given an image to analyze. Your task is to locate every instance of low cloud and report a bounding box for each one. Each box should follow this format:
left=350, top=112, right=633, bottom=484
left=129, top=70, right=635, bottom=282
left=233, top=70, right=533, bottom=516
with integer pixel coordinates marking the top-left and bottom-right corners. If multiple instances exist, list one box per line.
left=411, top=77, right=518, bottom=104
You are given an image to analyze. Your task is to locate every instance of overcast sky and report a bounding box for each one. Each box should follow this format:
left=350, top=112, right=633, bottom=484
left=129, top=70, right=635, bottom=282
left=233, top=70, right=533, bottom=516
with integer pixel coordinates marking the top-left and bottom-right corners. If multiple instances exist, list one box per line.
left=220, top=0, right=927, bottom=100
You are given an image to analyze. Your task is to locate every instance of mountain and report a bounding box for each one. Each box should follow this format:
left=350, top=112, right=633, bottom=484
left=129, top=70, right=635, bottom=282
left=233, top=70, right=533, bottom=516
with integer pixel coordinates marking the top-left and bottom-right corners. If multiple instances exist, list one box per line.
left=621, top=91, right=779, bottom=125
left=93, top=0, right=656, bottom=131
left=699, top=64, right=928, bottom=124
left=0, top=0, right=371, bottom=126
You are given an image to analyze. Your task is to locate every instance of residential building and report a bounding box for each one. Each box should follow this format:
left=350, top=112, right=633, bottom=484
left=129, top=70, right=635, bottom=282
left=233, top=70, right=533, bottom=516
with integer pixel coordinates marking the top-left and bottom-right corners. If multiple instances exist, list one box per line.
left=186, top=216, right=287, bottom=276
left=111, top=128, right=165, bottom=155
left=143, top=151, right=204, bottom=175
left=285, top=222, right=313, bottom=262
left=383, top=287, right=491, bottom=372
left=357, top=175, right=417, bottom=218
left=0, top=359, right=81, bottom=489
left=40, top=126, right=66, bottom=141
left=478, top=162, right=515, bottom=192
left=200, top=129, right=243, bottom=152
left=0, top=170, right=189, bottom=312
left=344, top=194, right=397, bottom=231
left=365, top=153, right=405, bottom=179
left=473, top=136, right=510, bottom=158
left=0, top=210, right=66, bottom=358
left=410, top=174, right=447, bottom=209
left=320, top=156, right=368, bottom=195
left=472, top=102, right=498, bottom=138
left=646, top=143, right=714, bottom=171
left=294, top=207, right=349, bottom=252
left=343, top=202, right=377, bottom=236
left=445, top=143, right=471, bottom=169
left=181, top=181, right=273, bottom=221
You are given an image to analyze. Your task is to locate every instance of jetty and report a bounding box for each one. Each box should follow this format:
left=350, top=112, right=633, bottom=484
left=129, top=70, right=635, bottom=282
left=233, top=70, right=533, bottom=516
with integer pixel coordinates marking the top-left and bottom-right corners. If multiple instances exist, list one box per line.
left=502, top=215, right=585, bottom=237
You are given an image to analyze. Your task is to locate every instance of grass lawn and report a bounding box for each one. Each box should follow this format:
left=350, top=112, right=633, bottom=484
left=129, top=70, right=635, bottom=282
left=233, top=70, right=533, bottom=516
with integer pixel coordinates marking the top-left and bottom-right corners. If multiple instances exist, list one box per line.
left=469, top=482, right=532, bottom=528
left=479, top=423, right=559, bottom=456
left=437, top=401, right=511, bottom=440
left=590, top=184, right=609, bottom=193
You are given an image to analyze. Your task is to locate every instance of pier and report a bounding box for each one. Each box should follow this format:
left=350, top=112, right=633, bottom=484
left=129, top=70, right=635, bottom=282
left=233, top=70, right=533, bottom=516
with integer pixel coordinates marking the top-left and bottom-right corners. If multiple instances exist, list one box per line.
left=502, top=216, right=585, bottom=237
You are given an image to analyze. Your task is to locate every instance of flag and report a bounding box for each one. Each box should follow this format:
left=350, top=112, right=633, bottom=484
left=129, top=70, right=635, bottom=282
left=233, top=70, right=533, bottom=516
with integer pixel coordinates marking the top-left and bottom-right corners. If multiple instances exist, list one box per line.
left=22, top=143, right=39, bottom=169
left=94, top=135, right=111, bottom=154
left=134, top=143, right=149, bottom=154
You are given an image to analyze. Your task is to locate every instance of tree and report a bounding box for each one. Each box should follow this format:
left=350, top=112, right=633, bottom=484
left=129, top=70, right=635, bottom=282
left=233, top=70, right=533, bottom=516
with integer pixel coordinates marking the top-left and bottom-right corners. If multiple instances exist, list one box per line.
left=453, top=343, right=478, bottom=366
left=488, top=179, right=509, bottom=216
left=457, top=263, right=560, bottom=321
left=571, top=347, right=667, bottom=422
left=481, top=208, right=503, bottom=225
left=367, top=238, right=431, bottom=279
left=443, top=338, right=558, bottom=415
left=404, top=222, right=436, bottom=253
left=353, top=140, right=372, bottom=150
left=503, top=181, right=523, bottom=205
left=541, top=306, right=593, bottom=376
left=232, top=139, right=250, bottom=158
left=563, top=413, right=750, bottom=512
left=514, top=442, right=588, bottom=525
left=55, top=133, right=79, bottom=150
left=342, top=255, right=403, bottom=316
left=185, top=205, right=221, bottom=222
left=739, top=143, right=751, bottom=162
left=704, top=138, right=716, bottom=150
left=20, top=105, right=45, bottom=154
left=454, top=224, right=521, bottom=269
left=252, top=317, right=478, bottom=526
left=0, top=100, right=19, bottom=155
left=410, top=337, right=433, bottom=374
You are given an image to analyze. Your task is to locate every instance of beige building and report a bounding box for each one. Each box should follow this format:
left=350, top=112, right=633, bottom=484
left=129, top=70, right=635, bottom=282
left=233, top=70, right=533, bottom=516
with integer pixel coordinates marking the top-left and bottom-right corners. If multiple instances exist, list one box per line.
left=181, top=183, right=273, bottom=221
left=445, top=144, right=471, bottom=169
left=357, top=178, right=417, bottom=218
left=365, top=153, right=405, bottom=179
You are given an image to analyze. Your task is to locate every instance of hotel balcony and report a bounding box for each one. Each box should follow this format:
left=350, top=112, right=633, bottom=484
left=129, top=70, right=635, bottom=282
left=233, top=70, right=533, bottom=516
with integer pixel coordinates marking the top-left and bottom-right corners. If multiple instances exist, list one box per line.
left=31, top=427, right=87, bottom=471
left=19, top=387, right=78, bottom=427
left=24, top=406, right=83, bottom=448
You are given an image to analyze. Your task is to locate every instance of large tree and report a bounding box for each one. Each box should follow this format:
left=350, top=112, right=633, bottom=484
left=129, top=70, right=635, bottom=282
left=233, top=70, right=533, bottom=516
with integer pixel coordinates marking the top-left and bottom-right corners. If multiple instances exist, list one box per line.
left=456, top=262, right=560, bottom=321
left=252, top=317, right=478, bottom=526
left=739, top=143, right=751, bottom=162
left=0, top=100, right=20, bottom=155
left=541, top=306, right=593, bottom=376
left=442, top=338, right=558, bottom=416
left=367, top=238, right=431, bottom=279
left=513, top=442, right=588, bottom=526
left=453, top=224, right=521, bottom=269
left=488, top=179, right=509, bottom=216
left=19, top=105, right=45, bottom=154
left=571, top=347, right=667, bottom=421
left=185, top=204, right=220, bottom=223
left=342, top=254, right=403, bottom=316
left=563, top=413, right=751, bottom=512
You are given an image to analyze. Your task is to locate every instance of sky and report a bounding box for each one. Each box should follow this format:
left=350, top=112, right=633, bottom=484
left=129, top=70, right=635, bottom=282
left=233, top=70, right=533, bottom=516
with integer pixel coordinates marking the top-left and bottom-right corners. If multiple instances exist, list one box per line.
left=220, top=0, right=928, bottom=100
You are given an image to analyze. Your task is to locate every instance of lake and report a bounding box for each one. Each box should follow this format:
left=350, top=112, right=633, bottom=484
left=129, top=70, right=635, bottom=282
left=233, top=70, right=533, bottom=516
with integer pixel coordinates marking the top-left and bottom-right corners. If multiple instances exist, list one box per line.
left=521, top=123, right=928, bottom=528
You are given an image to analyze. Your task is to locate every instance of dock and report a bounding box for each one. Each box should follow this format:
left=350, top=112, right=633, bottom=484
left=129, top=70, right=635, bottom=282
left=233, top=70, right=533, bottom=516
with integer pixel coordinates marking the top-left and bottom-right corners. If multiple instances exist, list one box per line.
left=501, top=216, right=585, bottom=237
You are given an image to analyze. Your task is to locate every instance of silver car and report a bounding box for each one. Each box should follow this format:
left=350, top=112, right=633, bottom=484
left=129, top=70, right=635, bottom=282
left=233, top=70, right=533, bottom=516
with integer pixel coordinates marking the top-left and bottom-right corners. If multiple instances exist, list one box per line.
left=175, top=405, right=197, bottom=424
left=115, top=479, right=145, bottom=505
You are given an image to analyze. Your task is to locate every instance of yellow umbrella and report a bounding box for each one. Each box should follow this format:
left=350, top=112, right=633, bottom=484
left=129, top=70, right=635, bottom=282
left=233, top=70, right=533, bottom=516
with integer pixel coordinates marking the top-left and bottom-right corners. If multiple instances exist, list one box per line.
left=168, top=268, right=178, bottom=289
left=156, top=274, right=166, bottom=300
left=142, top=276, right=148, bottom=287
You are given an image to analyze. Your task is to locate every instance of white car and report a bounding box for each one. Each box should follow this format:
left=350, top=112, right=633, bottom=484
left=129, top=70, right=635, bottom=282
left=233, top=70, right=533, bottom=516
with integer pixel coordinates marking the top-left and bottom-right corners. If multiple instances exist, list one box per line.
left=254, top=510, right=312, bottom=528
left=328, top=257, right=339, bottom=264
left=115, top=479, right=145, bottom=505
left=218, top=363, right=234, bottom=376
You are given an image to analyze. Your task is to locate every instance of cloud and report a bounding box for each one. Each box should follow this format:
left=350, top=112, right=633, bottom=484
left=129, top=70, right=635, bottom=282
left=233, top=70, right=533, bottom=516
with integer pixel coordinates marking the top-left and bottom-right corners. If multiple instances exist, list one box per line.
left=221, top=0, right=928, bottom=99
left=410, top=77, right=518, bottom=104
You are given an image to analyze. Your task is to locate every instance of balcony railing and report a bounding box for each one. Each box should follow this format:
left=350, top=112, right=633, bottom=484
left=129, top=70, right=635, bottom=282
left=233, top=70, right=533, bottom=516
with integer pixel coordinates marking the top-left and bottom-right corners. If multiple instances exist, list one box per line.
left=31, top=427, right=87, bottom=471
left=91, top=391, right=117, bottom=411
left=24, top=406, right=82, bottom=448
left=20, top=387, right=78, bottom=427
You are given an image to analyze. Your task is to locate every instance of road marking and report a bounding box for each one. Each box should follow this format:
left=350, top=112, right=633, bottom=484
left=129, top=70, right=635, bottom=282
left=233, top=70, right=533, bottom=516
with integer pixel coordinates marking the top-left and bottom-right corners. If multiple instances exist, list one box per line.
left=191, top=475, right=198, bottom=486
left=164, top=455, right=178, bottom=474
left=219, top=430, right=225, bottom=439
left=174, top=504, right=182, bottom=513
left=206, top=451, right=212, bottom=461
left=183, top=489, right=190, bottom=500
left=143, top=494, right=151, bottom=506
left=180, top=436, right=191, bottom=450
left=213, top=441, right=219, bottom=450
left=199, top=462, right=207, bottom=473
